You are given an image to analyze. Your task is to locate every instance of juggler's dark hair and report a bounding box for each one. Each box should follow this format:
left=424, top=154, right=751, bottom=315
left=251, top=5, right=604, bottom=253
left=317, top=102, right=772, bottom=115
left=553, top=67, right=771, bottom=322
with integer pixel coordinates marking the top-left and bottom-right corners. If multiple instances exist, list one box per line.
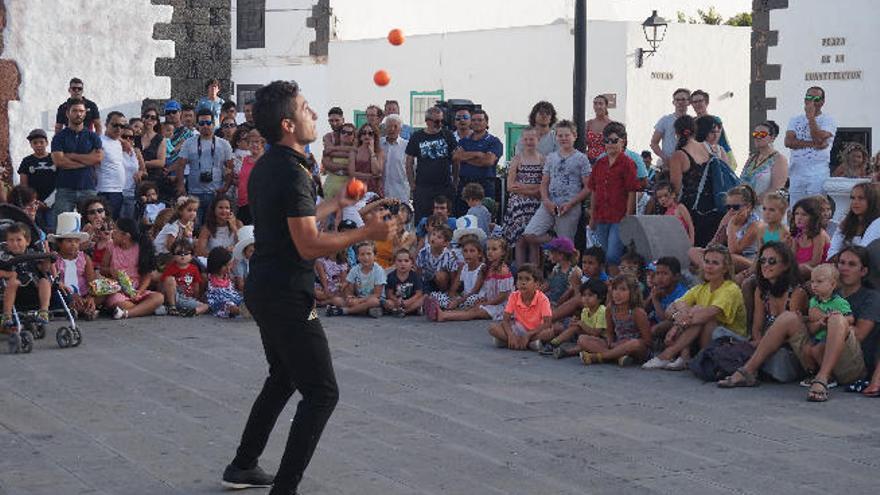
left=253, top=80, right=300, bottom=144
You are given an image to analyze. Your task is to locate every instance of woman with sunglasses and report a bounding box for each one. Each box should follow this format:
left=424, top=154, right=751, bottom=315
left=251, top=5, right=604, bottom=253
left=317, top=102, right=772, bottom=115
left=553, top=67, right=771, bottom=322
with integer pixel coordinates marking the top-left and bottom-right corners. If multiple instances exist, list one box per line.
left=354, top=123, right=384, bottom=195
left=720, top=246, right=875, bottom=400
left=689, top=184, right=760, bottom=274
left=643, top=245, right=747, bottom=370
left=80, top=197, right=113, bottom=266
left=828, top=182, right=880, bottom=259
left=320, top=122, right=357, bottom=200
left=740, top=121, right=788, bottom=204
left=136, top=108, right=168, bottom=198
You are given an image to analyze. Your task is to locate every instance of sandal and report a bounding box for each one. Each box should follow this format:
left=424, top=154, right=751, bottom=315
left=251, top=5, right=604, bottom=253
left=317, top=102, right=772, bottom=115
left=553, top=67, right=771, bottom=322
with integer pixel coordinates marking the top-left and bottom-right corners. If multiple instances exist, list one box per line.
left=36, top=310, right=50, bottom=324
left=807, top=379, right=830, bottom=402
left=846, top=379, right=870, bottom=393
left=862, top=383, right=880, bottom=398
left=580, top=352, right=603, bottom=365
left=717, top=367, right=758, bottom=388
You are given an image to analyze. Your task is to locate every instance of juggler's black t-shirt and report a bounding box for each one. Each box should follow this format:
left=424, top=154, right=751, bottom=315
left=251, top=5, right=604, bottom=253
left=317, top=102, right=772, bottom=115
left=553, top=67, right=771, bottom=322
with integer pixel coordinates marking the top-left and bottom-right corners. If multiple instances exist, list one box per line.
left=246, top=144, right=317, bottom=295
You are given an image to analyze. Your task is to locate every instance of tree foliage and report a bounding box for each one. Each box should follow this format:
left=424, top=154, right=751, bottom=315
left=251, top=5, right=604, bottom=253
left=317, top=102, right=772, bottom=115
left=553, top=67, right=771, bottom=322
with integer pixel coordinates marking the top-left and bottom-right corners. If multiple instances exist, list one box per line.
left=675, top=7, right=753, bottom=27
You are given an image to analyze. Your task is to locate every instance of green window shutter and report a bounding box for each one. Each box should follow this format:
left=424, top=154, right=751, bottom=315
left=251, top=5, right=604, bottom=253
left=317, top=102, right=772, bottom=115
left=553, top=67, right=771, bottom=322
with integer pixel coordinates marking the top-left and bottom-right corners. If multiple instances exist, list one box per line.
left=409, top=89, right=444, bottom=129
left=353, top=110, right=367, bottom=129
left=504, top=122, right=528, bottom=161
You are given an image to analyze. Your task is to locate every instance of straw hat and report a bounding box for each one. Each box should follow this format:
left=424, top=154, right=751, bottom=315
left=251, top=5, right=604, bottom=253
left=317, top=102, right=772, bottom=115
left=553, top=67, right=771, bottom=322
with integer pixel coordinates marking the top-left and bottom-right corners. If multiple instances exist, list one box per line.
left=233, top=225, right=255, bottom=260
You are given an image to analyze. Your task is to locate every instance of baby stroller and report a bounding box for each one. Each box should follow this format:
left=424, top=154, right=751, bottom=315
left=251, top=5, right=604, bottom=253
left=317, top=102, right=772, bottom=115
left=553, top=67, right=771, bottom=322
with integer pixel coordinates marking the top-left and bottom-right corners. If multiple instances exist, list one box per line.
left=0, top=204, right=81, bottom=353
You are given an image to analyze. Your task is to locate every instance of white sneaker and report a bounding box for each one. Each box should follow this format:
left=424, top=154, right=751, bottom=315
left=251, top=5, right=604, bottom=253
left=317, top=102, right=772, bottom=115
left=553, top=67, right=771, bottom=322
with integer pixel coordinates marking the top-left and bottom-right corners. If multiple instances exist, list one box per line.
left=527, top=340, right=541, bottom=352
left=154, top=305, right=168, bottom=316
left=113, top=307, right=128, bottom=320
left=642, top=356, right=671, bottom=369
left=665, top=356, right=688, bottom=371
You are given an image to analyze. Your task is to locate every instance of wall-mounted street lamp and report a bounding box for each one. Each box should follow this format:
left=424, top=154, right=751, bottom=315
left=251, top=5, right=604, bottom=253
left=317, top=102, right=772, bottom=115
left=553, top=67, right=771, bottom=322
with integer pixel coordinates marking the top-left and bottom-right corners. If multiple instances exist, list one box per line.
left=635, top=10, right=668, bottom=68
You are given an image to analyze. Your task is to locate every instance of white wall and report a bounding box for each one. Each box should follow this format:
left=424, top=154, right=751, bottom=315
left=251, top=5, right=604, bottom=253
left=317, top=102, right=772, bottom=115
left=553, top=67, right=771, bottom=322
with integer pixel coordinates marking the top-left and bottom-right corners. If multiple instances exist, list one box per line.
left=329, top=0, right=751, bottom=40
left=3, top=0, right=174, bottom=167
left=232, top=0, right=315, bottom=68
left=625, top=22, right=751, bottom=166
left=324, top=20, right=749, bottom=165
left=766, top=0, right=878, bottom=155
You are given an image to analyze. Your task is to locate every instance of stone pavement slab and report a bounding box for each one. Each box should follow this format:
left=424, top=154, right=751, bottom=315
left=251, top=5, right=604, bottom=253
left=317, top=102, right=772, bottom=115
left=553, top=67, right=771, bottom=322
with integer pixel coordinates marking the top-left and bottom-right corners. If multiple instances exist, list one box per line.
left=0, top=314, right=878, bottom=495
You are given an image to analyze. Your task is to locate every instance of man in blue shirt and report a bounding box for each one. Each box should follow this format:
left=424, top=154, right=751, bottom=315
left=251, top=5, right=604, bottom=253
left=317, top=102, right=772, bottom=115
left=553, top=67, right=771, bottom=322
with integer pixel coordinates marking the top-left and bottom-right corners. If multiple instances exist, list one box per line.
left=453, top=109, right=503, bottom=217
left=51, top=97, right=104, bottom=218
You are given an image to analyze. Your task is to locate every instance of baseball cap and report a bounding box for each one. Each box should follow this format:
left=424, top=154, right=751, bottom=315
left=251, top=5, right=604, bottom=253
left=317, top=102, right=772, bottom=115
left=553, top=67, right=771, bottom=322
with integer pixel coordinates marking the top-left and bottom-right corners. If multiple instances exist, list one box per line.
left=26, top=129, right=48, bottom=141
left=164, top=100, right=182, bottom=113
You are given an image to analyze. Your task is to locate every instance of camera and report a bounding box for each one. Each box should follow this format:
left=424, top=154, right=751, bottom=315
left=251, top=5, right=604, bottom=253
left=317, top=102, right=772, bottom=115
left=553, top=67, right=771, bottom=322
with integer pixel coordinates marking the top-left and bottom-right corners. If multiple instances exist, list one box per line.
left=199, top=170, right=213, bottom=183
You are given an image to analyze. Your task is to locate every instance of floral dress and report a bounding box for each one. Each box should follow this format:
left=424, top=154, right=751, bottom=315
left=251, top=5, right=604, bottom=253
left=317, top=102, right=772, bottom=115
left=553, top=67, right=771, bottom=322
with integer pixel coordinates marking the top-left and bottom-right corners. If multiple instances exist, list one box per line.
left=503, top=159, right=544, bottom=244
left=315, top=257, right=348, bottom=294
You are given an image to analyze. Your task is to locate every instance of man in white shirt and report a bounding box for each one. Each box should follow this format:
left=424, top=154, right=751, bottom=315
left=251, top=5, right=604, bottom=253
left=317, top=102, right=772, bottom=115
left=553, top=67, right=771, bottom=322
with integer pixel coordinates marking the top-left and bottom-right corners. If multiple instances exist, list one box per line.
left=784, top=86, right=837, bottom=206
left=380, top=114, right=410, bottom=203
left=97, top=112, right=128, bottom=219
left=650, top=88, right=691, bottom=165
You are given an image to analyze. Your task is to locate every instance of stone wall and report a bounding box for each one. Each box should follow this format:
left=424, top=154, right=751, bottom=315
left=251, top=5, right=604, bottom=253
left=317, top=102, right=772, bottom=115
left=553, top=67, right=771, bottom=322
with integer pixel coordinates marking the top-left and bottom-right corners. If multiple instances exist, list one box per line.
left=750, top=0, right=787, bottom=144
left=151, top=0, right=232, bottom=109
left=0, top=0, right=21, bottom=182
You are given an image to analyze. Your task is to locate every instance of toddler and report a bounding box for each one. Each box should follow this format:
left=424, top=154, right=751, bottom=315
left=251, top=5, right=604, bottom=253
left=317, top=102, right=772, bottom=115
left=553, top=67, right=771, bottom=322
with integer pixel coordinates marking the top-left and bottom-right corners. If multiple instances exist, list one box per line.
left=161, top=238, right=209, bottom=316
left=488, top=263, right=554, bottom=351
left=51, top=226, right=97, bottom=320
left=415, top=224, right=458, bottom=294
left=315, top=248, right=349, bottom=307
left=326, top=242, right=386, bottom=318
left=383, top=248, right=424, bottom=317
left=205, top=247, right=244, bottom=318
left=547, top=278, right=607, bottom=359
left=806, top=264, right=852, bottom=346
left=0, top=223, right=52, bottom=328
left=461, top=182, right=492, bottom=235
left=137, top=181, right=167, bottom=228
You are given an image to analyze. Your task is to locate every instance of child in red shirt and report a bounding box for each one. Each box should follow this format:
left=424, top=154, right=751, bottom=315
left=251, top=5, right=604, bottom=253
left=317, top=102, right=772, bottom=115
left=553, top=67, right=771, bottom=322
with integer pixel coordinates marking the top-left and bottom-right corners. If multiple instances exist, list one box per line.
left=161, top=238, right=209, bottom=316
left=489, top=263, right=553, bottom=351
left=587, top=122, right=640, bottom=268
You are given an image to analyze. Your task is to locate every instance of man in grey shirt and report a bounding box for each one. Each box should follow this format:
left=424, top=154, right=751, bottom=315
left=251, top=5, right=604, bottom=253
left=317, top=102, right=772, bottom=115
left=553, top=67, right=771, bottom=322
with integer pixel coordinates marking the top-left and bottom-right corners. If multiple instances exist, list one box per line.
left=650, top=88, right=691, bottom=165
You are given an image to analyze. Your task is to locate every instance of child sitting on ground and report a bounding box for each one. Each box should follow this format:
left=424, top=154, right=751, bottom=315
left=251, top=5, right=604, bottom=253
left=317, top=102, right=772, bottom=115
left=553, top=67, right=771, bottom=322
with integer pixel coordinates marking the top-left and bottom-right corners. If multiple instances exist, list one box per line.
left=383, top=248, right=425, bottom=317
left=551, top=245, right=609, bottom=325
left=232, top=226, right=254, bottom=293
left=805, top=264, right=853, bottom=359
left=488, top=263, right=554, bottom=351
left=788, top=197, right=830, bottom=279
left=619, top=250, right=649, bottom=299
left=543, top=236, right=580, bottom=307
left=645, top=257, right=689, bottom=351
left=326, top=242, right=386, bottom=318
left=757, top=191, right=790, bottom=247
left=425, top=238, right=485, bottom=320
left=433, top=237, right=514, bottom=323
left=161, top=238, right=210, bottom=316
left=205, top=247, right=244, bottom=318
left=0, top=223, right=52, bottom=328
left=654, top=181, right=695, bottom=245
left=546, top=278, right=607, bottom=359
left=51, top=223, right=98, bottom=320
left=315, top=248, right=349, bottom=307
left=415, top=224, right=458, bottom=295
left=579, top=274, right=651, bottom=366
left=101, top=218, right=165, bottom=320
left=461, top=182, right=492, bottom=235
left=154, top=196, right=199, bottom=257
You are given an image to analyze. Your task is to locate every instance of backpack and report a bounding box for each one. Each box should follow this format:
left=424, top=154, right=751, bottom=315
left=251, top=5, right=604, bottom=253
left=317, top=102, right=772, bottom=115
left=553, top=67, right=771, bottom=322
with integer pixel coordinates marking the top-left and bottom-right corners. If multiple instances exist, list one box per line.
left=691, top=144, right=742, bottom=214
left=689, top=337, right=754, bottom=382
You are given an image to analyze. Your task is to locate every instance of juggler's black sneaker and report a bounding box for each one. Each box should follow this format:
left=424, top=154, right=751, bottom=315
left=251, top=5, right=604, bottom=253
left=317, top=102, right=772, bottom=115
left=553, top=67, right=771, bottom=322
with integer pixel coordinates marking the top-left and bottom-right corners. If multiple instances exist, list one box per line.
left=221, top=463, right=274, bottom=489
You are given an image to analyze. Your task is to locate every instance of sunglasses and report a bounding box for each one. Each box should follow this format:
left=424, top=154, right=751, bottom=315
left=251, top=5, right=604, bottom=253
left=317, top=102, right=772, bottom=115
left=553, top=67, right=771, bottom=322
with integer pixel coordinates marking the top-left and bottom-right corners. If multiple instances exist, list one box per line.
left=603, top=137, right=621, bottom=145
left=221, top=123, right=237, bottom=129
left=454, top=115, right=470, bottom=121
left=197, top=120, right=213, bottom=127
left=122, top=134, right=134, bottom=140
left=758, top=256, right=778, bottom=266
left=751, top=131, right=770, bottom=139
left=112, top=123, right=127, bottom=129
left=86, top=207, right=105, bottom=215
left=340, top=130, right=354, bottom=135
left=726, top=204, right=744, bottom=211
left=144, top=114, right=158, bottom=121
left=69, top=87, right=84, bottom=92
left=165, top=110, right=179, bottom=115
left=425, top=118, right=443, bottom=125
left=804, top=95, right=823, bottom=102
left=173, top=250, right=192, bottom=256
left=360, top=131, right=374, bottom=136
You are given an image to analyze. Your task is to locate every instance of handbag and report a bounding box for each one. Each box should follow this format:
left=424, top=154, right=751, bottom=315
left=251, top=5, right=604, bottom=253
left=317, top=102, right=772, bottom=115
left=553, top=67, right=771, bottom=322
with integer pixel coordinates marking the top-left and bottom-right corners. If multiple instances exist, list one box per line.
left=706, top=143, right=741, bottom=211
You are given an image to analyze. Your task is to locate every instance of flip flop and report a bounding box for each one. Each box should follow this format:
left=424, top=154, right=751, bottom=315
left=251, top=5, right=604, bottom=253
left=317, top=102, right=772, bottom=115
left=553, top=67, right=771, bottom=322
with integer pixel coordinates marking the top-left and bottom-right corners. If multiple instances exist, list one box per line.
left=717, top=367, right=758, bottom=388
left=807, top=379, right=829, bottom=402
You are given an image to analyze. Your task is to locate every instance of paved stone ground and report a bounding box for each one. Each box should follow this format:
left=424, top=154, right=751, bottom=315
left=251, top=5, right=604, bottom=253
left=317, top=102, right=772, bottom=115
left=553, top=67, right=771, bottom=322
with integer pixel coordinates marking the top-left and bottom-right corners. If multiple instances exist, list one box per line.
left=1, top=313, right=879, bottom=495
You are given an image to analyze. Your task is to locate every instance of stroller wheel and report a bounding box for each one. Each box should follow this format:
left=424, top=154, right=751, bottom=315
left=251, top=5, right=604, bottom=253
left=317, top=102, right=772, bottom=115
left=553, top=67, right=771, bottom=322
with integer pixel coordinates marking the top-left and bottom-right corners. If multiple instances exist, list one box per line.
left=56, top=327, right=73, bottom=349
left=71, top=327, right=82, bottom=347
left=19, top=331, right=33, bottom=354
left=7, top=333, right=21, bottom=353
left=34, top=324, right=46, bottom=340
